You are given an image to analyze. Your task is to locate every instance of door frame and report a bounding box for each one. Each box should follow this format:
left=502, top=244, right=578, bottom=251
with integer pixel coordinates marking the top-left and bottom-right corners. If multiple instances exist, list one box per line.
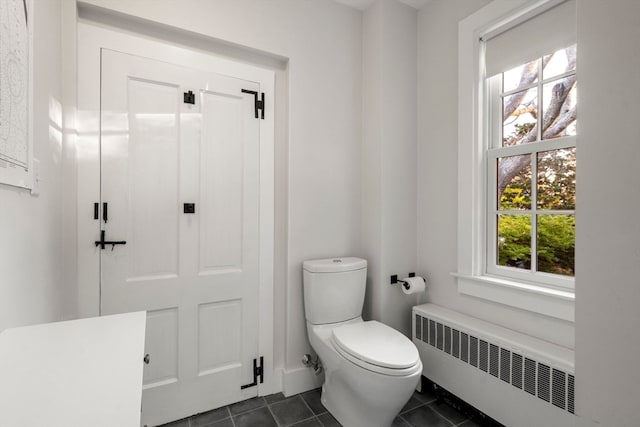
left=76, top=19, right=276, bottom=396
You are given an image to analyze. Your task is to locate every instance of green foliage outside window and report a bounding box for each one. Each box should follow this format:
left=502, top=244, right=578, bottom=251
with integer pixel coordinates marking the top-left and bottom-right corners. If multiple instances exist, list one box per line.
left=498, top=146, right=575, bottom=276
left=498, top=215, right=574, bottom=276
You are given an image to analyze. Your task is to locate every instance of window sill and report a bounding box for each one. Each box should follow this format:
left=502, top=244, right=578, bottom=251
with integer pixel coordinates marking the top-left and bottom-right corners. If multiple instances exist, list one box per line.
left=451, top=273, right=574, bottom=322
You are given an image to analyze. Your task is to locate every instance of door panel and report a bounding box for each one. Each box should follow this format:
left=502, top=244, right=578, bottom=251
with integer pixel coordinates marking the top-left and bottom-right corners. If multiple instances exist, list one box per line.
left=127, top=78, right=180, bottom=280
left=197, top=300, right=242, bottom=375
left=99, top=49, right=261, bottom=426
left=144, top=308, right=179, bottom=387
left=200, top=91, right=244, bottom=272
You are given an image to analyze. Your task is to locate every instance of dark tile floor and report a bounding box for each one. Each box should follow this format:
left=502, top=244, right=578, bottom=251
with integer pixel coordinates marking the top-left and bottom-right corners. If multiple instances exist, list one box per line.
left=159, top=387, right=479, bottom=427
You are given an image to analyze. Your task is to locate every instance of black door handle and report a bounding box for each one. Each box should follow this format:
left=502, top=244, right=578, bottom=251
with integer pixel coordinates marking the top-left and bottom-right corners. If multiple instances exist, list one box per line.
left=94, top=230, right=127, bottom=250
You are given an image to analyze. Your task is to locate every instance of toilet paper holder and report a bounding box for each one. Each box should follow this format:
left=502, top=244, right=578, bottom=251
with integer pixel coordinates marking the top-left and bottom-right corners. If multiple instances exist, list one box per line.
left=390, top=272, right=416, bottom=290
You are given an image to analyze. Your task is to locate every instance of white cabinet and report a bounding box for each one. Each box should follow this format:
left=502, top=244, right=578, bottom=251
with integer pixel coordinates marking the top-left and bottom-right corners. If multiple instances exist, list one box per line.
left=0, top=312, right=146, bottom=427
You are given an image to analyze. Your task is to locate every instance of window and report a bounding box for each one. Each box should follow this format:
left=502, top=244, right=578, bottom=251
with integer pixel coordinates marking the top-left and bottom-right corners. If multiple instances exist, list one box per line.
left=455, top=0, right=577, bottom=321
left=487, top=45, right=576, bottom=288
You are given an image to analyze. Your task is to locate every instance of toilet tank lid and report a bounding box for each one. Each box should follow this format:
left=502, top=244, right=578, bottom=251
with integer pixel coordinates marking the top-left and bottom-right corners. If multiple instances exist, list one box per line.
left=303, top=257, right=367, bottom=273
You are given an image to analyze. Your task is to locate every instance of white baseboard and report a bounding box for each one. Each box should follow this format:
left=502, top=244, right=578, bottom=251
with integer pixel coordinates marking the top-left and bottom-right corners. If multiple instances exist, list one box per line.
left=282, top=366, right=323, bottom=397
left=258, top=366, right=283, bottom=397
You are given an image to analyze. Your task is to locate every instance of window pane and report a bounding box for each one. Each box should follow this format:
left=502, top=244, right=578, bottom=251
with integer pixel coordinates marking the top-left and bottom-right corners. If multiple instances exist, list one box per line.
left=497, top=214, right=531, bottom=270
left=537, top=214, right=575, bottom=277
left=542, top=78, right=577, bottom=140
left=498, top=155, right=531, bottom=210
left=503, top=59, right=539, bottom=93
left=543, top=45, right=576, bottom=80
left=503, top=88, right=538, bottom=146
left=537, top=148, right=576, bottom=210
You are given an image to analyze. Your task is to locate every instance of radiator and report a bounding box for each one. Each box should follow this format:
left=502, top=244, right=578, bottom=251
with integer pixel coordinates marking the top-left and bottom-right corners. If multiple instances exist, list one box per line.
left=413, top=304, right=575, bottom=427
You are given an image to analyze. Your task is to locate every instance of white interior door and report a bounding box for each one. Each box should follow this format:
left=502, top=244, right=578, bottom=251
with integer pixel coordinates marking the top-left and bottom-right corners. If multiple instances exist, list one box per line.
left=99, top=49, right=262, bottom=426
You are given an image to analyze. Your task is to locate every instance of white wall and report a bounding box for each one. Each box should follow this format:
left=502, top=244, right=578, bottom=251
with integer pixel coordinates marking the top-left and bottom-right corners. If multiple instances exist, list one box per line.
left=65, top=0, right=640, bottom=422
left=574, top=1, right=640, bottom=425
left=362, top=0, right=384, bottom=327
left=0, top=0, right=76, bottom=331
left=419, top=0, right=640, bottom=424
left=416, top=0, right=575, bottom=349
left=77, top=0, right=363, bottom=394
left=362, top=0, right=419, bottom=337
left=11, top=2, right=640, bottom=423
left=61, top=0, right=79, bottom=335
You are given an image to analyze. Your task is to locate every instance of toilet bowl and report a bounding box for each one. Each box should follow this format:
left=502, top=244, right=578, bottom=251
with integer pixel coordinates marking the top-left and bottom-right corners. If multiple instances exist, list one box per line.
left=303, top=257, right=423, bottom=427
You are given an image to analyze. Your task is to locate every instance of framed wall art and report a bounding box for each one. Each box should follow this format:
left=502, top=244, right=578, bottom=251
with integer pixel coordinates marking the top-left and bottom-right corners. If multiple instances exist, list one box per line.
left=0, top=0, right=33, bottom=190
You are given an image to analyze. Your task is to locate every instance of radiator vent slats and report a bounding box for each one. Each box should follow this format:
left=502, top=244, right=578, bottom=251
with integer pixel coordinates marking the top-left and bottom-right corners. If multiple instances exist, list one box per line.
left=429, top=319, right=436, bottom=347
left=422, top=317, right=429, bottom=344
left=479, top=340, right=489, bottom=372
left=500, top=348, right=511, bottom=383
left=512, top=353, right=523, bottom=389
left=470, top=336, right=478, bottom=368
left=461, top=332, right=469, bottom=363
left=489, top=344, right=500, bottom=378
left=552, top=369, right=567, bottom=410
left=524, top=358, right=537, bottom=396
left=568, top=375, right=575, bottom=414
left=538, top=364, right=551, bottom=402
left=444, top=326, right=452, bottom=355
left=452, top=329, right=460, bottom=359
left=414, top=315, right=575, bottom=417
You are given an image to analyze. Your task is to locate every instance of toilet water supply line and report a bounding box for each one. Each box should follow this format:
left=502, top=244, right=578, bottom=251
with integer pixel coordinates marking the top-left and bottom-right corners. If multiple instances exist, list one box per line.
left=302, top=354, right=323, bottom=375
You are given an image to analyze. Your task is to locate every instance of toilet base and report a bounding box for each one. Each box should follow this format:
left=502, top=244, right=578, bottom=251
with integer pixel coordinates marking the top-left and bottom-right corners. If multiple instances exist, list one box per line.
left=320, top=360, right=421, bottom=427
left=307, top=319, right=422, bottom=427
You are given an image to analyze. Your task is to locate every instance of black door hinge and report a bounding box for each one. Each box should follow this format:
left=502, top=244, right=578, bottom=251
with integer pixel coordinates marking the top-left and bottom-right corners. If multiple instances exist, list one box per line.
left=241, top=89, right=265, bottom=119
left=241, top=356, right=264, bottom=389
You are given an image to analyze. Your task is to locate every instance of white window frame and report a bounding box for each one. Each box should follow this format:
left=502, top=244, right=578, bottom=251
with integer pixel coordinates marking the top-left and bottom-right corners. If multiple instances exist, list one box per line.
left=454, top=0, right=575, bottom=322
left=487, top=72, right=576, bottom=287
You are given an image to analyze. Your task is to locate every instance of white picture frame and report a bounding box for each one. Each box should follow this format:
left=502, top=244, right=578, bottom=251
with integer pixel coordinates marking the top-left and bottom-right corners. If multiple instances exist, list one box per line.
left=0, top=0, right=33, bottom=191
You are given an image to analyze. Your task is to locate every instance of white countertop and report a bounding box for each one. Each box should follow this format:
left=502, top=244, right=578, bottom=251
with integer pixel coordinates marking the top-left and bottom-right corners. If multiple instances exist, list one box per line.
left=0, top=312, right=146, bottom=427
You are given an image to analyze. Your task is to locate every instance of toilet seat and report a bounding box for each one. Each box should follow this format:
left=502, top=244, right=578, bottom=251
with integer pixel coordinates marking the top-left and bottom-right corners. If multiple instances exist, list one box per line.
left=331, top=320, right=420, bottom=376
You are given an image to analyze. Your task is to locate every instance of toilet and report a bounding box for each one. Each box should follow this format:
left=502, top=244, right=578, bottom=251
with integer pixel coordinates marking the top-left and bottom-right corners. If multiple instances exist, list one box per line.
left=303, top=257, right=422, bottom=427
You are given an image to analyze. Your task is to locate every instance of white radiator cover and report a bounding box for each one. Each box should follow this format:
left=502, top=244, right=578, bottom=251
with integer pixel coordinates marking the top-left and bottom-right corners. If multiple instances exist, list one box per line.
left=413, top=304, right=575, bottom=427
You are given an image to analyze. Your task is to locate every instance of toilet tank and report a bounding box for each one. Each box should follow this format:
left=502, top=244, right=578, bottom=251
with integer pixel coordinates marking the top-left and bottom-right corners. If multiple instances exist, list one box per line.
left=303, top=257, right=367, bottom=325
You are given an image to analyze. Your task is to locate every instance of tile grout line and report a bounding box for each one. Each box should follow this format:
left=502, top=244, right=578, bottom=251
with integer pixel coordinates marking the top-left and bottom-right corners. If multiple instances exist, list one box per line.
left=309, top=393, right=330, bottom=427
left=228, top=403, right=237, bottom=427
left=169, top=389, right=468, bottom=427
left=232, top=397, right=267, bottom=416
left=397, top=394, right=460, bottom=427
left=227, top=398, right=270, bottom=426
left=265, top=395, right=282, bottom=426
left=217, top=405, right=235, bottom=427
left=289, top=394, right=316, bottom=427
left=299, top=391, right=331, bottom=426
left=289, top=414, right=321, bottom=427
left=399, top=400, right=427, bottom=416
left=298, top=392, right=320, bottom=418
left=428, top=403, right=459, bottom=427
